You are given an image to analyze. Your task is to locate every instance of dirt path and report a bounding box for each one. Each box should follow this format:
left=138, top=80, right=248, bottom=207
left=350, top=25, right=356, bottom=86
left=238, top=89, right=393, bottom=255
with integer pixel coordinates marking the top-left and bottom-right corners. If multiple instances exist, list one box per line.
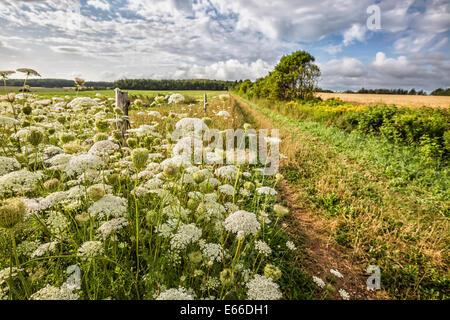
left=233, top=94, right=387, bottom=300
left=280, top=181, right=384, bottom=300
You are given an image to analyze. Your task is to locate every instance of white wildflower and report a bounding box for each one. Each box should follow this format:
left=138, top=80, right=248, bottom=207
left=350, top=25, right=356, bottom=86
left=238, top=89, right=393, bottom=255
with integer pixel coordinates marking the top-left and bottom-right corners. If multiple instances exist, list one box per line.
left=156, top=287, right=194, bottom=300
left=246, top=275, right=282, bottom=300
left=330, top=269, right=344, bottom=278
left=312, top=276, right=326, bottom=288
left=286, top=241, right=296, bottom=251
left=0, top=156, right=20, bottom=176
left=339, top=289, right=350, bottom=300
left=254, top=240, right=272, bottom=256
left=30, top=284, right=79, bottom=300
left=77, top=241, right=104, bottom=261
left=31, top=241, right=58, bottom=258
left=219, top=184, right=235, bottom=196
left=256, top=186, right=278, bottom=196
left=224, top=210, right=260, bottom=239
left=88, top=194, right=128, bottom=219
left=97, top=218, right=129, bottom=240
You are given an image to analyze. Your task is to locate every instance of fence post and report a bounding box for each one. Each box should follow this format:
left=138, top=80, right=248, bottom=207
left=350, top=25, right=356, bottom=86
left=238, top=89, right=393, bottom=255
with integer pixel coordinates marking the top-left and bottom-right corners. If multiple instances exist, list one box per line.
left=115, top=88, right=130, bottom=146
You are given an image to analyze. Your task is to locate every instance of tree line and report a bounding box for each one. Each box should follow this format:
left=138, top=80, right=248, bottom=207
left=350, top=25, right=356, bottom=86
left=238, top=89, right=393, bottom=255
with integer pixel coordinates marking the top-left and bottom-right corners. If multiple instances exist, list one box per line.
left=113, top=79, right=236, bottom=91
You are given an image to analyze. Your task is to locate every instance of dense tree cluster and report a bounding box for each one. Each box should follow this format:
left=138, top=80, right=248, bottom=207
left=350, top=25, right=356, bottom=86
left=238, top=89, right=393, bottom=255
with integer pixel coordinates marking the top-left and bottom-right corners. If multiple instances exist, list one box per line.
left=430, top=88, right=450, bottom=96
left=233, top=51, right=321, bottom=101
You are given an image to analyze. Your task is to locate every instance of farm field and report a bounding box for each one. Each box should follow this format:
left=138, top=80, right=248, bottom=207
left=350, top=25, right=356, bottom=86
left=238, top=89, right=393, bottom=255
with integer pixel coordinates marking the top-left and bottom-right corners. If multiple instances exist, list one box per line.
left=316, top=92, right=450, bottom=108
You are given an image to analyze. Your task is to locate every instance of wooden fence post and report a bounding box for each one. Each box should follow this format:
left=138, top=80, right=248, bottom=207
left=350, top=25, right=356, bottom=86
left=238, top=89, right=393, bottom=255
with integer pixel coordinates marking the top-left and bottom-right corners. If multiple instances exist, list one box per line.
left=203, top=93, right=208, bottom=114
left=115, top=88, right=130, bottom=145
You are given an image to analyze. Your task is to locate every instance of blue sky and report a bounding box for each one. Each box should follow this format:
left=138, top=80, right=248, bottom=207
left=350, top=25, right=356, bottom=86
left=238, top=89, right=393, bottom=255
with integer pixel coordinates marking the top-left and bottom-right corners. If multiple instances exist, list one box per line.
left=0, top=0, right=449, bottom=91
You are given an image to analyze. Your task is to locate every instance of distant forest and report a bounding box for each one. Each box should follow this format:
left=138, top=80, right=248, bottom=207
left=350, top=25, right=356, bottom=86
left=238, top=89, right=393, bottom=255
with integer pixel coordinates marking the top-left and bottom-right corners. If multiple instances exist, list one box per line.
left=113, top=79, right=236, bottom=91
left=319, top=87, right=450, bottom=96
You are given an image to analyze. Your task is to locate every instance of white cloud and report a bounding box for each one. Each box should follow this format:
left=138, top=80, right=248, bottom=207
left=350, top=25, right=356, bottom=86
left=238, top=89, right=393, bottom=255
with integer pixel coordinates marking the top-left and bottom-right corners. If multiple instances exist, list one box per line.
left=87, top=0, right=111, bottom=12
left=343, top=24, right=366, bottom=46
left=321, top=57, right=367, bottom=78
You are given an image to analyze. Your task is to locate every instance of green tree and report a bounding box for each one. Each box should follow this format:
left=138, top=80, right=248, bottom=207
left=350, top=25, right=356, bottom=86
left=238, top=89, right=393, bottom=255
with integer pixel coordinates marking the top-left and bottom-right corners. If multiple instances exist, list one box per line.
left=267, top=51, right=321, bottom=101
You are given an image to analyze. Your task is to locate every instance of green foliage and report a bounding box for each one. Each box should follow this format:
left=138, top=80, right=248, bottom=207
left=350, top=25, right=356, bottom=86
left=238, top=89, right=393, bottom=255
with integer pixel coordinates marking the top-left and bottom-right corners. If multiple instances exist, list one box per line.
left=233, top=50, right=321, bottom=101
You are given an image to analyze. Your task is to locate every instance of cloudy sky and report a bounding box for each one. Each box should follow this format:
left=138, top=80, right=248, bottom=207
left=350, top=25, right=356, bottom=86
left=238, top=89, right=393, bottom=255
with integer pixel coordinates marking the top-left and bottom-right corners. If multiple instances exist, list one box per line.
left=0, top=0, right=449, bottom=91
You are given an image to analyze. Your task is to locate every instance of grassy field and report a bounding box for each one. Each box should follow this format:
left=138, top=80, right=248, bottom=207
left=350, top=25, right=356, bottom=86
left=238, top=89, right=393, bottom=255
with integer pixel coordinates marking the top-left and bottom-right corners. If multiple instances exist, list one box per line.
left=1, top=87, right=226, bottom=99
left=317, top=92, right=450, bottom=108
left=232, top=94, right=449, bottom=299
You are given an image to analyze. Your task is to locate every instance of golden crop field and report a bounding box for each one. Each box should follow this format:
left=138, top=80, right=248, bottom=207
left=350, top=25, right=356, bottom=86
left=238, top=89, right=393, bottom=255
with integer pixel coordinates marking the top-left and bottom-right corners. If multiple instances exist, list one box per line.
left=316, top=92, right=450, bottom=108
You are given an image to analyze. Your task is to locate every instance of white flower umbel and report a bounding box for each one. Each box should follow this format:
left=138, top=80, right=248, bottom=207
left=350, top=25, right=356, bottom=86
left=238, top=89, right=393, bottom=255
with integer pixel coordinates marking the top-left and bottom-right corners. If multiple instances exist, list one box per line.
left=88, top=194, right=128, bottom=220
left=31, top=241, right=58, bottom=258
left=170, top=223, right=202, bottom=250
left=312, top=276, right=326, bottom=288
left=77, top=241, right=104, bottom=261
left=254, top=240, right=272, bottom=257
left=256, top=187, right=278, bottom=196
left=168, top=93, right=185, bottom=105
left=30, top=284, right=79, bottom=300
left=286, top=241, right=297, bottom=251
left=219, top=184, right=235, bottom=196
left=339, top=289, right=350, bottom=300
left=200, top=242, right=223, bottom=264
left=0, top=156, right=20, bottom=176
left=0, top=170, right=42, bottom=196
left=97, top=218, right=129, bottom=240
left=330, top=269, right=344, bottom=278
left=215, top=165, right=239, bottom=181
left=224, top=210, right=260, bottom=239
left=156, top=287, right=194, bottom=300
left=246, top=274, right=282, bottom=300
left=65, top=154, right=104, bottom=177
left=89, top=140, right=119, bottom=155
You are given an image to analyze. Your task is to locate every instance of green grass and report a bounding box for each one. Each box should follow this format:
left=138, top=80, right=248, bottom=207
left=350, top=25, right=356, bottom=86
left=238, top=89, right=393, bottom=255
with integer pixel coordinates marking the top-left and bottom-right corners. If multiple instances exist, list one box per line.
left=2, top=87, right=226, bottom=100
left=234, top=94, right=450, bottom=299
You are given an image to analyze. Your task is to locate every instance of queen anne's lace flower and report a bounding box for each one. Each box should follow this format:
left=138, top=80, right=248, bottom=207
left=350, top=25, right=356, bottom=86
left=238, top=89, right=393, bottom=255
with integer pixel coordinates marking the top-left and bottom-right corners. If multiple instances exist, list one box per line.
left=170, top=223, right=202, bottom=250
left=312, top=276, right=326, bottom=288
left=31, top=241, right=58, bottom=258
left=254, top=240, right=272, bottom=256
left=88, top=194, right=128, bottom=219
left=0, top=267, right=23, bottom=286
left=215, top=165, right=239, bottom=181
left=89, top=140, right=119, bottom=155
left=156, top=287, right=194, bottom=300
left=0, top=170, right=42, bottom=196
left=219, top=184, right=235, bottom=196
left=200, top=242, right=223, bottom=263
left=256, top=187, right=278, bottom=196
left=286, top=241, right=296, bottom=251
left=330, top=269, right=344, bottom=278
left=65, top=154, right=104, bottom=177
left=168, top=93, right=185, bottom=105
left=77, top=241, right=104, bottom=261
left=97, top=218, right=129, bottom=240
left=0, top=156, right=20, bottom=176
left=339, top=289, right=350, bottom=300
left=30, top=284, right=79, bottom=300
left=224, top=210, right=260, bottom=239
left=246, top=275, right=282, bottom=300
